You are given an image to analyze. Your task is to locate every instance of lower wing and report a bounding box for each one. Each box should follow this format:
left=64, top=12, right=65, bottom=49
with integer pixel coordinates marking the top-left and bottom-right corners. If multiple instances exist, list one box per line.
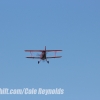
left=26, top=57, right=40, bottom=59
left=46, top=56, right=62, bottom=59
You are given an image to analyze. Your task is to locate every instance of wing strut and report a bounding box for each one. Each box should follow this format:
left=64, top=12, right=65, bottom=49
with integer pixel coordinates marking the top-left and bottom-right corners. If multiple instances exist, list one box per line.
left=55, top=51, right=57, bottom=57
left=30, top=52, right=33, bottom=57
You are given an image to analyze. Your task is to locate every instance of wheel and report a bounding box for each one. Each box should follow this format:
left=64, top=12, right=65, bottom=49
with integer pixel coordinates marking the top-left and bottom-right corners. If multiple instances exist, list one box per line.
left=38, top=61, right=39, bottom=64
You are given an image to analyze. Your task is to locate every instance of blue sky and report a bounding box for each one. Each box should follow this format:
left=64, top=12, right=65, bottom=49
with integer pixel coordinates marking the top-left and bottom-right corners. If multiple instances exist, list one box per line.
left=0, top=0, right=100, bottom=99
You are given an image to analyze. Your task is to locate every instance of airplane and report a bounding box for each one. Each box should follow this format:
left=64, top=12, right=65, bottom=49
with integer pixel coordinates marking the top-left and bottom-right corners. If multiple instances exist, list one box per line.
left=25, top=46, right=62, bottom=64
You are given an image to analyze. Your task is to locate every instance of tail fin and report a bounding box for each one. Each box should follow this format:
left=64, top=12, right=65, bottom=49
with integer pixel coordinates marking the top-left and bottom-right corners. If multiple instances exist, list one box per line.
left=45, top=46, right=46, bottom=51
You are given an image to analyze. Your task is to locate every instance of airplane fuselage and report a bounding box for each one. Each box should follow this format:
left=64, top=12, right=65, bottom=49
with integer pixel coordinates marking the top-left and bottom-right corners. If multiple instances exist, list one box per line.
left=41, top=51, right=46, bottom=60
left=25, top=46, right=62, bottom=64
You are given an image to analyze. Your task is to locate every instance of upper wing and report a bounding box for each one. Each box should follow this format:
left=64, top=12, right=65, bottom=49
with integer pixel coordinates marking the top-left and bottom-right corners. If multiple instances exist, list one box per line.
left=25, top=50, right=44, bottom=52
left=25, top=50, right=62, bottom=52
left=26, top=57, right=40, bottom=59
left=46, top=56, right=62, bottom=59
left=46, top=50, right=62, bottom=52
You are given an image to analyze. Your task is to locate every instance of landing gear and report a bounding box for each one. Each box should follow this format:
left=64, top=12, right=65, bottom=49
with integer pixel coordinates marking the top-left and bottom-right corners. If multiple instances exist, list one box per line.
left=47, top=61, right=49, bottom=64
left=38, top=59, right=41, bottom=64
left=46, top=59, right=49, bottom=64
left=38, top=60, right=49, bottom=64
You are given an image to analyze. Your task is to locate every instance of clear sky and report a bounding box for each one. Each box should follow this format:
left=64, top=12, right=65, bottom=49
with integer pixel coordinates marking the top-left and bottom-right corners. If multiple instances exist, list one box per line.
left=0, top=0, right=100, bottom=100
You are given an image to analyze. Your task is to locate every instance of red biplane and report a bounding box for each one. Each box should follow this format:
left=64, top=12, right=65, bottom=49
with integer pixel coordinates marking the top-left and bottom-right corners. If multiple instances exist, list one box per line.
left=25, top=46, right=62, bottom=64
